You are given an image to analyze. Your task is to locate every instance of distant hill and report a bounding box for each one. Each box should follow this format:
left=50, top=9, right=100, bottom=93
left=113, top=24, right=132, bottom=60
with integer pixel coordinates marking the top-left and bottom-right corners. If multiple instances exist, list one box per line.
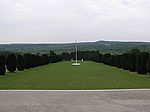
left=0, top=41, right=150, bottom=54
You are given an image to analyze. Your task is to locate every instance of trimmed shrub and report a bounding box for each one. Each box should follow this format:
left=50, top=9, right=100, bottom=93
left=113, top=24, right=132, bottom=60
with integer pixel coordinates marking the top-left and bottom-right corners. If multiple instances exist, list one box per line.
left=127, top=53, right=136, bottom=72
left=121, top=53, right=128, bottom=70
left=116, top=55, right=122, bottom=68
left=7, top=53, right=17, bottom=72
left=146, top=57, right=150, bottom=74
left=31, top=54, right=36, bottom=68
left=24, top=53, right=31, bottom=69
left=136, top=52, right=149, bottom=74
left=0, top=55, right=6, bottom=75
left=17, top=54, right=25, bottom=71
left=49, top=51, right=62, bottom=63
left=102, top=53, right=111, bottom=65
left=61, top=52, right=71, bottom=61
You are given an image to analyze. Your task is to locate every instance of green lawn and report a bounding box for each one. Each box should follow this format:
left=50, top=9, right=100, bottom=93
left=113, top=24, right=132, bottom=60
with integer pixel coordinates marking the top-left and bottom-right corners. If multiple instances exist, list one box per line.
left=0, top=61, right=150, bottom=90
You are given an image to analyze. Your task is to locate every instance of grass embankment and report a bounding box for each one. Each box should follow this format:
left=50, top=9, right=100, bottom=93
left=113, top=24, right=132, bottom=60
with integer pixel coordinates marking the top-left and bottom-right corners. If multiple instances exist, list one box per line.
left=0, top=61, right=150, bottom=89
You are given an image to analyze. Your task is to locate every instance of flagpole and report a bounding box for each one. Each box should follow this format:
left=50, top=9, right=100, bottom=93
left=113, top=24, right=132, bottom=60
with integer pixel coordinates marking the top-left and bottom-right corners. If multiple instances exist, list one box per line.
left=72, top=40, right=80, bottom=66
left=76, top=40, right=77, bottom=63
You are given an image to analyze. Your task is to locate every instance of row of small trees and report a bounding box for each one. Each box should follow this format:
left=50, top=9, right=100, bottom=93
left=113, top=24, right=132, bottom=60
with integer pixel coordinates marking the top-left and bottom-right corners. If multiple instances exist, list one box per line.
left=93, top=51, right=150, bottom=75
left=0, top=51, right=62, bottom=75
left=1, top=49, right=150, bottom=75
left=61, top=51, right=100, bottom=61
left=60, top=49, right=150, bottom=74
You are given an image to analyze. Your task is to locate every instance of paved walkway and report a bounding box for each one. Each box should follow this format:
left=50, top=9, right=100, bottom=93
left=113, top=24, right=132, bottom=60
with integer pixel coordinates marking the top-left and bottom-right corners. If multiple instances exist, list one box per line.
left=0, top=90, right=150, bottom=112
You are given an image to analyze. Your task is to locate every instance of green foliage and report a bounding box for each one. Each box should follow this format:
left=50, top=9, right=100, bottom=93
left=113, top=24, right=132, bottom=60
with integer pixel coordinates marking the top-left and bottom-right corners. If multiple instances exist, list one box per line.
left=17, top=54, right=25, bottom=71
left=0, top=41, right=150, bottom=54
left=24, top=53, right=32, bottom=69
left=49, top=51, right=62, bottom=63
left=128, top=48, right=141, bottom=54
left=136, top=52, right=149, bottom=74
left=6, top=53, right=17, bottom=72
left=0, top=55, right=6, bottom=75
left=146, top=58, right=150, bottom=74
left=127, top=53, right=136, bottom=72
left=61, top=52, right=71, bottom=61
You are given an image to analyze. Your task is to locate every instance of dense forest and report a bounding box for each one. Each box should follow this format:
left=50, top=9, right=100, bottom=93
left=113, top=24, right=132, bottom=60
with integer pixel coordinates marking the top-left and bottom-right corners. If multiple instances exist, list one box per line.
left=0, top=41, right=150, bottom=54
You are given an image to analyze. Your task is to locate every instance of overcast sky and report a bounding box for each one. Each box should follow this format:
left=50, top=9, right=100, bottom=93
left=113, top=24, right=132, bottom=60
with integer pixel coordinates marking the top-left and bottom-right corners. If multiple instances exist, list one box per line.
left=0, top=0, right=150, bottom=43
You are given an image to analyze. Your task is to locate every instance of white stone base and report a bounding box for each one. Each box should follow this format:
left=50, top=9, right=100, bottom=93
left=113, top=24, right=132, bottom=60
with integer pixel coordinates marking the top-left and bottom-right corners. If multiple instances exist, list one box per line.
left=72, top=63, right=81, bottom=66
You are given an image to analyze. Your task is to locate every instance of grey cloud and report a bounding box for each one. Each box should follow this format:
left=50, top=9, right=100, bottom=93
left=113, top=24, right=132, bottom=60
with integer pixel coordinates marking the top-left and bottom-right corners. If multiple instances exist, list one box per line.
left=0, top=0, right=150, bottom=43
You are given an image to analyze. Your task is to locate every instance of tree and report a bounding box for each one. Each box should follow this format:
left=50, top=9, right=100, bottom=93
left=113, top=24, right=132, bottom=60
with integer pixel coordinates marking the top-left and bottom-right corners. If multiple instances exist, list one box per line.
left=0, top=55, right=6, bottom=75
left=146, top=57, right=150, bottom=74
left=7, top=53, right=17, bottom=72
left=17, top=54, right=24, bottom=71
left=102, top=53, right=111, bottom=65
left=127, top=53, right=136, bottom=72
left=91, top=51, right=102, bottom=63
left=49, top=51, right=62, bottom=63
left=42, top=54, right=49, bottom=65
left=116, top=55, right=122, bottom=68
left=129, top=48, right=140, bottom=54
left=24, top=53, right=32, bottom=69
left=121, top=53, right=128, bottom=70
left=136, top=52, right=149, bottom=74
left=61, top=52, right=71, bottom=61
left=31, top=54, right=36, bottom=68
left=35, top=55, right=41, bottom=66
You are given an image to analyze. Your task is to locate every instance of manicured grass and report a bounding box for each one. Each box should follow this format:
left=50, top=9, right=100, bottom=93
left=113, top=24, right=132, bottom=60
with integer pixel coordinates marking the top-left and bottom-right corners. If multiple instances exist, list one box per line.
left=0, top=61, right=150, bottom=90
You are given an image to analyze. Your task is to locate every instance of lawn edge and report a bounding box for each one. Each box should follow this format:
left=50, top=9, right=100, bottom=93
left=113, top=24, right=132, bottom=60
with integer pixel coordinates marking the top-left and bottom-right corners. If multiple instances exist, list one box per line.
left=0, top=89, right=150, bottom=92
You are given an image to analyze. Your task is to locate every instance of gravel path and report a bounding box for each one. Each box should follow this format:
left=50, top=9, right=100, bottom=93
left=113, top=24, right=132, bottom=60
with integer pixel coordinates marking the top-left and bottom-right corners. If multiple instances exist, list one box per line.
left=0, top=90, right=150, bottom=112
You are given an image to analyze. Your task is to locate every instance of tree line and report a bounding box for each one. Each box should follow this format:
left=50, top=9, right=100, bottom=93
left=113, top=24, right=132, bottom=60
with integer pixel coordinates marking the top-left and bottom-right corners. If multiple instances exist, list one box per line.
left=92, top=50, right=150, bottom=75
left=61, top=51, right=101, bottom=61
left=1, top=49, right=150, bottom=75
left=0, top=51, right=62, bottom=75
left=60, top=49, right=150, bottom=75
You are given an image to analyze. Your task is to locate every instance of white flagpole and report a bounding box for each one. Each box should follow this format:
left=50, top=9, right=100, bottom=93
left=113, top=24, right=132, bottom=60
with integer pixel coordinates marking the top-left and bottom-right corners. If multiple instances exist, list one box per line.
left=76, top=40, right=77, bottom=63
left=72, top=40, right=80, bottom=66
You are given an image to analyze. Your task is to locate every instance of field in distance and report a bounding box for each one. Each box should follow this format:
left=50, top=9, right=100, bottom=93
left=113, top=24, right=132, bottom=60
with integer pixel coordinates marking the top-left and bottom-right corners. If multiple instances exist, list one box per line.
left=0, top=61, right=150, bottom=90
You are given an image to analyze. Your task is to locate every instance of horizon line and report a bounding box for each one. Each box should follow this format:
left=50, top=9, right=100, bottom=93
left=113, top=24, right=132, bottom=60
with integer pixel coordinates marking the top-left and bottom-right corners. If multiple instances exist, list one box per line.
left=0, top=40, right=150, bottom=44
